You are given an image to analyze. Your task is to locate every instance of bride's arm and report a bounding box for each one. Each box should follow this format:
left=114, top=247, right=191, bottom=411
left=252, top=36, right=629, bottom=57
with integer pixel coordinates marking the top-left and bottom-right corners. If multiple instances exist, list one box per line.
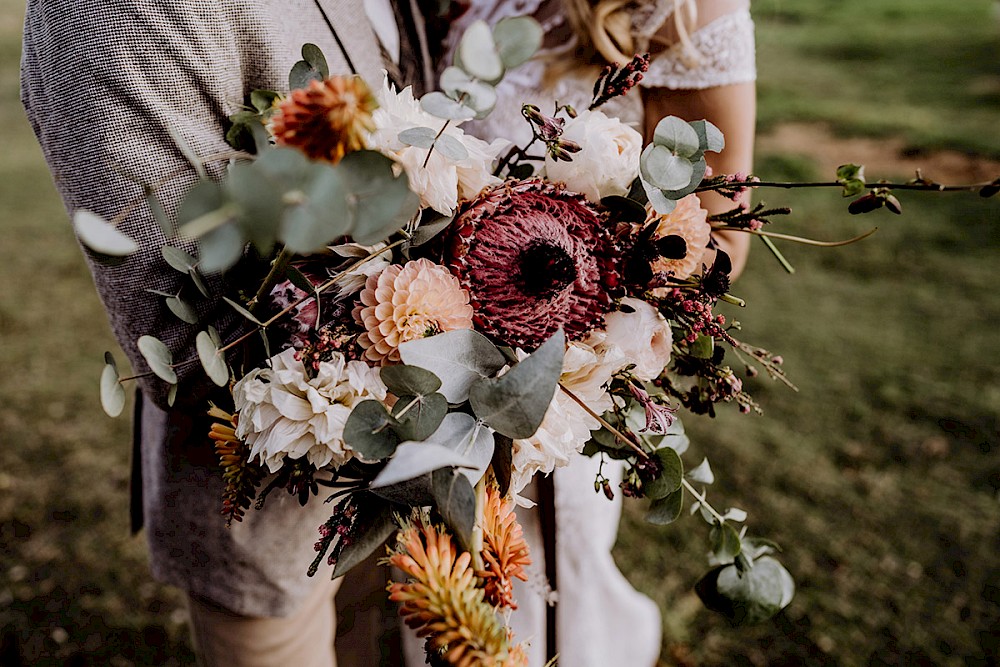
left=642, top=82, right=756, bottom=279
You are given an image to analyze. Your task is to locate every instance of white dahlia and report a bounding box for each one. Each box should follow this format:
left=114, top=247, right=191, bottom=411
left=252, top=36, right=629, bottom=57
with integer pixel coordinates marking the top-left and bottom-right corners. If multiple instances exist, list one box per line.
left=233, top=348, right=387, bottom=473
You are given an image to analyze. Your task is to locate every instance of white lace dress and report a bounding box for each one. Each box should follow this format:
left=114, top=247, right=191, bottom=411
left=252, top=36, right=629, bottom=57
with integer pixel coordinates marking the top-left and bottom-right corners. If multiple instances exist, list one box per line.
left=404, top=3, right=756, bottom=665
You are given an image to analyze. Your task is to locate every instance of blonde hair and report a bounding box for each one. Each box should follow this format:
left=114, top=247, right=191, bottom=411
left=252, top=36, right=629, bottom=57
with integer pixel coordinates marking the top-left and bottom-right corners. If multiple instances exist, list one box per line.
left=562, top=0, right=699, bottom=65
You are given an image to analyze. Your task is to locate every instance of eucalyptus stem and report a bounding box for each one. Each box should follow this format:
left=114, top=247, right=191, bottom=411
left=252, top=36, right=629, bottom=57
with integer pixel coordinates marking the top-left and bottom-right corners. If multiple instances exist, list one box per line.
left=759, top=235, right=796, bottom=274
left=216, top=238, right=406, bottom=356
left=682, top=478, right=726, bottom=525
left=558, top=384, right=650, bottom=459
left=248, top=248, right=294, bottom=313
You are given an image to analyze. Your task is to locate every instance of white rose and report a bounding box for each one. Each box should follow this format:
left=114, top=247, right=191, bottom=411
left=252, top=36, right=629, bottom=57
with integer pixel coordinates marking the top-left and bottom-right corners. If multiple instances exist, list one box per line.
left=543, top=109, right=642, bottom=202
left=368, top=77, right=506, bottom=215
left=600, top=297, right=673, bottom=381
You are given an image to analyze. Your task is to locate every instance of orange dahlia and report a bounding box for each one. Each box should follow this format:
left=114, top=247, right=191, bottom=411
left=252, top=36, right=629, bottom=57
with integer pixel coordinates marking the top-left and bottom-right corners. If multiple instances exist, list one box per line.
left=270, top=75, right=376, bottom=163
left=353, top=259, right=474, bottom=365
left=477, top=483, right=531, bottom=610
left=647, top=193, right=711, bottom=280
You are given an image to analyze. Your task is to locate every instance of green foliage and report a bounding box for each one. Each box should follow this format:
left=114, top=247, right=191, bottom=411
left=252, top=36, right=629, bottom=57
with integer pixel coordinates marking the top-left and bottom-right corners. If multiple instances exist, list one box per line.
left=469, top=329, right=565, bottom=439
left=73, top=210, right=138, bottom=257
left=639, top=116, right=723, bottom=214
left=343, top=400, right=401, bottom=461
left=136, top=335, right=176, bottom=384
left=643, top=448, right=683, bottom=500
left=99, top=353, right=125, bottom=418
left=289, top=43, right=329, bottom=90
left=195, top=328, right=229, bottom=387
left=696, top=557, right=795, bottom=626
left=646, top=488, right=684, bottom=526
left=432, top=468, right=476, bottom=551
left=398, top=329, right=507, bottom=403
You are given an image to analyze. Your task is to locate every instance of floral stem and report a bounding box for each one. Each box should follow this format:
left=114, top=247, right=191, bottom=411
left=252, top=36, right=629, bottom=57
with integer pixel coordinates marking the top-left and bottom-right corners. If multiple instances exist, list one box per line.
left=713, top=224, right=879, bottom=247
left=681, top=478, right=726, bottom=524
left=759, top=235, right=796, bottom=274
left=696, top=178, right=997, bottom=194
left=558, top=384, right=650, bottom=459
left=247, top=248, right=294, bottom=313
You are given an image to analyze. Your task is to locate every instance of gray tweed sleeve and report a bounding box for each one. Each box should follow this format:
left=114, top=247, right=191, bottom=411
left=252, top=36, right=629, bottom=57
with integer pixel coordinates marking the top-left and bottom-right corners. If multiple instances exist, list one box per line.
left=21, top=0, right=255, bottom=409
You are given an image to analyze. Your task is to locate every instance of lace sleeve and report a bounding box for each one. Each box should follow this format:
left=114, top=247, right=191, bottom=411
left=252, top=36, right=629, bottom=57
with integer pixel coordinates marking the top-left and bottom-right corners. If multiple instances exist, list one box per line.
left=640, top=9, right=757, bottom=90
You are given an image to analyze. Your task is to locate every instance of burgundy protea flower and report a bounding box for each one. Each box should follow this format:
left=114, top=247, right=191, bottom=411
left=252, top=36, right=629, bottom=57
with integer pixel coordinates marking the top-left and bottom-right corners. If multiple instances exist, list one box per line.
left=441, top=180, right=622, bottom=349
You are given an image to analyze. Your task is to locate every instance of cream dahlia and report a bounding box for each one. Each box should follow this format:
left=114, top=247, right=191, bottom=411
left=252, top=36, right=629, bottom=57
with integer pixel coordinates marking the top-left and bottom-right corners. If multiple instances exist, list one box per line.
left=443, top=180, right=622, bottom=350
left=270, top=76, right=376, bottom=163
left=647, top=193, right=711, bottom=280
left=232, top=348, right=387, bottom=473
left=353, top=258, right=474, bottom=364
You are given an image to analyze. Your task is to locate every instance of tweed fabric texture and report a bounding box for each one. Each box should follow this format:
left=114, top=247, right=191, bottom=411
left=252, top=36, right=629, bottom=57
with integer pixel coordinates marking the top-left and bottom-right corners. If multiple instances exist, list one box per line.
left=22, top=0, right=420, bottom=616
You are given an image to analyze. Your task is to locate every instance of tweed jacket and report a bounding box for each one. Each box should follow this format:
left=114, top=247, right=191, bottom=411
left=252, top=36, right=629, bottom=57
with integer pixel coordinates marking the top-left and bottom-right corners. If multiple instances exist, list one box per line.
left=22, top=0, right=429, bottom=617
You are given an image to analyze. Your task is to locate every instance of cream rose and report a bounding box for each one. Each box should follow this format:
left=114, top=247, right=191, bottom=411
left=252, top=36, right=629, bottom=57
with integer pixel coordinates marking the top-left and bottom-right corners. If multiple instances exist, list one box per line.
left=543, top=109, right=642, bottom=202
left=600, top=297, right=673, bottom=381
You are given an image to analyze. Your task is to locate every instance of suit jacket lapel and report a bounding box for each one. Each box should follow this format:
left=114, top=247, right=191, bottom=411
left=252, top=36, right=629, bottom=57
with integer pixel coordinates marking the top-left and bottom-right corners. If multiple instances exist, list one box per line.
left=313, top=0, right=385, bottom=83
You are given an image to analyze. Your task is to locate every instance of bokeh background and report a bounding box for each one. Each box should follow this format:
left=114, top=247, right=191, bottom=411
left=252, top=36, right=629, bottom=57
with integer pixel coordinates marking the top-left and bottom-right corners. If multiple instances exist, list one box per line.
left=1, top=0, right=998, bottom=664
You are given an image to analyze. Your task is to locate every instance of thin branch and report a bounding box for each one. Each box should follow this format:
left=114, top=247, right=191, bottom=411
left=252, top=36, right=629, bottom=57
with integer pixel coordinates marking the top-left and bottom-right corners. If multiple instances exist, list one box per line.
left=558, top=384, right=650, bottom=459
left=696, top=178, right=998, bottom=194
left=713, top=224, right=880, bottom=247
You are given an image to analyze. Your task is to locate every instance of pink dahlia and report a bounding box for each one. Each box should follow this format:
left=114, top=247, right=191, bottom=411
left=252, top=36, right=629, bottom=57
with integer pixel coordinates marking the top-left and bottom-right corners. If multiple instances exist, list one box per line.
left=442, top=180, right=622, bottom=349
left=647, top=193, right=711, bottom=280
left=353, top=258, right=474, bottom=364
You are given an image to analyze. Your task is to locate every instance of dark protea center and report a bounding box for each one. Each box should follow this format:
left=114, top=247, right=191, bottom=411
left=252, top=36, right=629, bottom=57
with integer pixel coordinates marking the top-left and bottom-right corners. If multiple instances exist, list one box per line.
left=441, top=180, right=623, bottom=349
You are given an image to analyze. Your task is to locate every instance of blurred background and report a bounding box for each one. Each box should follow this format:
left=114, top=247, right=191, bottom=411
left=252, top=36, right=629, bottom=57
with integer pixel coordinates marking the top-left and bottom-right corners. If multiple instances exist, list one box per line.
left=1, top=0, right=998, bottom=664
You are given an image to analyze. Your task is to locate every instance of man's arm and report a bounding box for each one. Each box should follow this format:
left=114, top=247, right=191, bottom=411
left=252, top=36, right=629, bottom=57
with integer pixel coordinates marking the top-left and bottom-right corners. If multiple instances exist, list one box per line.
left=21, top=0, right=256, bottom=409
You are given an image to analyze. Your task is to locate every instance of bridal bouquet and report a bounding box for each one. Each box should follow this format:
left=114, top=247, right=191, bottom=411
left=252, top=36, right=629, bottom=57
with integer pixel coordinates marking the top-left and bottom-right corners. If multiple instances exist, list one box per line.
left=78, top=16, right=999, bottom=666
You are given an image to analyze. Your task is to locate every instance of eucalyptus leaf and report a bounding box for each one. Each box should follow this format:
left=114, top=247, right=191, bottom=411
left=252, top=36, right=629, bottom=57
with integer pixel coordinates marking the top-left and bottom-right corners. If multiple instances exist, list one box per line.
left=493, top=16, right=544, bottom=69
left=74, top=210, right=139, bottom=256
left=458, top=20, right=503, bottom=81
left=640, top=144, right=694, bottom=192
left=369, top=442, right=474, bottom=490
left=645, top=488, right=684, bottom=525
left=439, top=67, right=497, bottom=117
left=137, top=335, right=177, bottom=384
left=188, top=266, right=211, bottom=297
left=166, top=296, right=198, bottom=324
left=696, top=557, right=794, bottom=625
left=100, top=362, right=126, bottom=418
left=343, top=400, right=400, bottom=461
left=250, top=89, right=281, bottom=114
left=689, top=119, right=725, bottom=154
left=398, top=126, right=438, bottom=149
left=686, top=457, right=715, bottom=485
left=223, top=297, right=263, bottom=325
left=167, top=383, right=178, bottom=407
left=280, top=168, right=350, bottom=253
left=380, top=365, right=443, bottom=397
left=710, top=522, right=743, bottom=565
left=652, top=116, right=701, bottom=158
left=391, top=393, right=448, bottom=442
left=661, top=157, right=708, bottom=200
left=369, top=474, right=434, bottom=506
left=640, top=177, right=677, bottom=216
left=469, top=329, right=565, bottom=439
left=420, top=91, right=476, bottom=122
left=145, top=189, right=172, bottom=236
left=289, top=43, right=328, bottom=90
left=434, top=134, right=470, bottom=161
left=331, top=501, right=398, bottom=579
left=432, top=469, right=476, bottom=551
left=339, top=150, right=421, bottom=245
left=643, top=447, right=683, bottom=500
left=422, top=413, right=494, bottom=484
left=161, top=246, right=197, bottom=273
left=195, top=330, right=229, bottom=387
left=398, top=329, right=507, bottom=403
left=490, top=432, right=513, bottom=495
left=409, top=214, right=455, bottom=247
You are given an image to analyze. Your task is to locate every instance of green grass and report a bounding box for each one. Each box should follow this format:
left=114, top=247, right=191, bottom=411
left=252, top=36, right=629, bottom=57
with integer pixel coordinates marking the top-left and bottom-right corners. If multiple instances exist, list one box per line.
left=1, top=0, right=998, bottom=665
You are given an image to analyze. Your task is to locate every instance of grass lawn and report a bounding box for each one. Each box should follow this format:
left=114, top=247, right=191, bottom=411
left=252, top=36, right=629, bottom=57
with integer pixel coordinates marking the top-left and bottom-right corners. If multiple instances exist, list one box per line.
left=1, top=0, right=998, bottom=665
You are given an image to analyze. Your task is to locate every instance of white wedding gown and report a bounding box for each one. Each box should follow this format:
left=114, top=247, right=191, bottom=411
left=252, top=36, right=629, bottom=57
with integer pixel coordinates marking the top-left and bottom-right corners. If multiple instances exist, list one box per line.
left=403, top=2, right=756, bottom=665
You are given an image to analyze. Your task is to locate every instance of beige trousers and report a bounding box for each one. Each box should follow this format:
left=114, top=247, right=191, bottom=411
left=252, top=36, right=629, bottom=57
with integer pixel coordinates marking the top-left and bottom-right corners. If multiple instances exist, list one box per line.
left=187, top=555, right=398, bottom=667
